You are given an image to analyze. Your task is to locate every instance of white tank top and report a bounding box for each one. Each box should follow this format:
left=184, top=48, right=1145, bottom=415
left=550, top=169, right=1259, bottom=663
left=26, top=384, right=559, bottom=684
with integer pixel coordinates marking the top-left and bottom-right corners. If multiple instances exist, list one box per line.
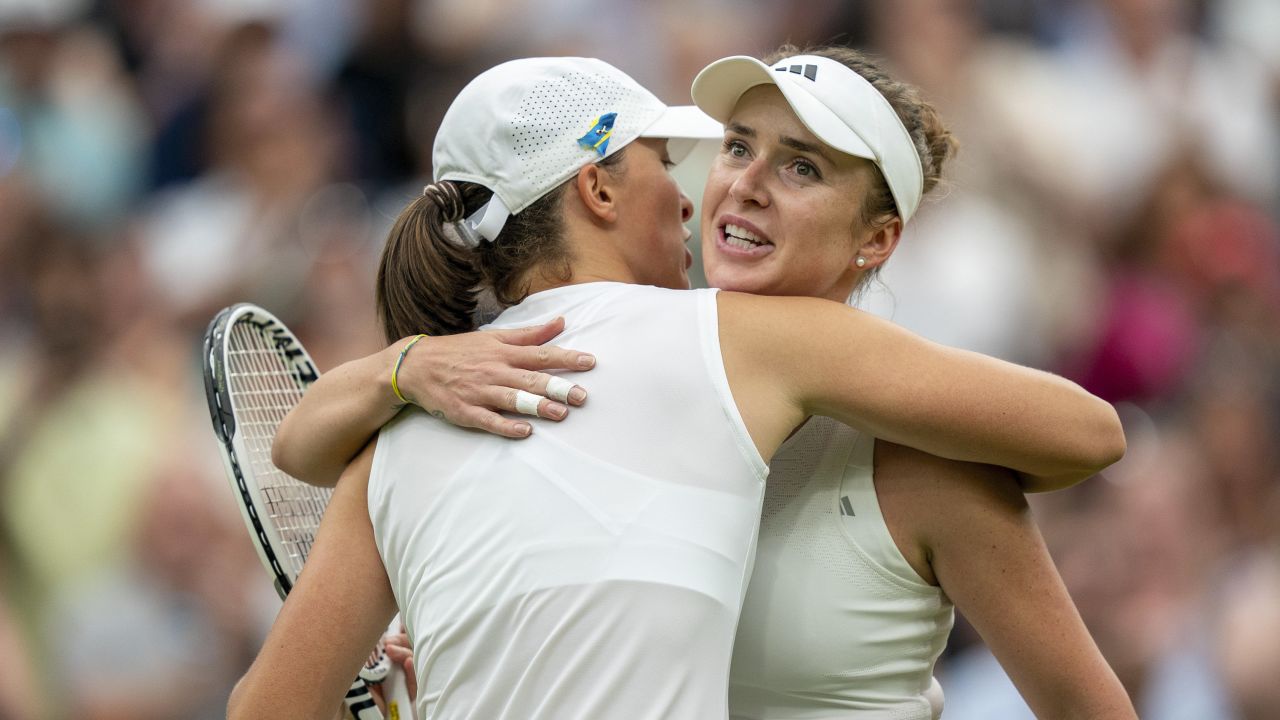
left=369, top=282, right=768, bottom=720
left=728, top=416, right=955, bottom=720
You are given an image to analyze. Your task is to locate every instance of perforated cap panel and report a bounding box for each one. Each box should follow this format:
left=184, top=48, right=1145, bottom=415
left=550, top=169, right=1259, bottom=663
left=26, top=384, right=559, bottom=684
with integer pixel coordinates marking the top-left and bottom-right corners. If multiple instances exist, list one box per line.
left=433, top=57, right=668, bottom=219
left=509, top=71, right=663, bottom=209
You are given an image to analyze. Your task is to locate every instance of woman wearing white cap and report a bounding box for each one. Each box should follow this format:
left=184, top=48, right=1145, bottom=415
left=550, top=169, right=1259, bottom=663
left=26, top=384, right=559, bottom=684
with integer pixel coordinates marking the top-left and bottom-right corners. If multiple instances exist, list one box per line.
left=242, top=53, right=1130, bottom=719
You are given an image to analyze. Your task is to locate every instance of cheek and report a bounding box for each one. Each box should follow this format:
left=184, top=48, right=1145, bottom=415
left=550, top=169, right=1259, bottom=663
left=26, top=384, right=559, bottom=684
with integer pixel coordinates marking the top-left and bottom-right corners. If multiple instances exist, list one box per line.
left=702, top=163, right=732, bottom=209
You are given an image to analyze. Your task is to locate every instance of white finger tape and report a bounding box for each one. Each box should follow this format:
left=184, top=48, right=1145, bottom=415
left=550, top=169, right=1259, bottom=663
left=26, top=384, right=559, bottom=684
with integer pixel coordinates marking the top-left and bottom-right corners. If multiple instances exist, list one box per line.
left=546, top=376, right=575, bottom=403
left=515, top=389, right=542, bottom=416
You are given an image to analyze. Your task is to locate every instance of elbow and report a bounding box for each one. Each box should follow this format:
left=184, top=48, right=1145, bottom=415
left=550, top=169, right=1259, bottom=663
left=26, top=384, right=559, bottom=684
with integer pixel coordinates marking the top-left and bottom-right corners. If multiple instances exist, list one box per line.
left=271, top=431, right=295, bottom=477
left=272, top=415, right=321, bottom=485
left=1088, top=401, right=1127, bottom=475
left=226, top=675, right=247, bottom=720
left=271, top=423, right=301, bottom=479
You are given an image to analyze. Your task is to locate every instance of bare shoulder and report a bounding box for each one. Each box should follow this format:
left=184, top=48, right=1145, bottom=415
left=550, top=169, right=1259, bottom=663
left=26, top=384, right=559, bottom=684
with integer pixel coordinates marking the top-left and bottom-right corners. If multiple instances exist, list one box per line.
left=874, top=440, right=1030, bottom=583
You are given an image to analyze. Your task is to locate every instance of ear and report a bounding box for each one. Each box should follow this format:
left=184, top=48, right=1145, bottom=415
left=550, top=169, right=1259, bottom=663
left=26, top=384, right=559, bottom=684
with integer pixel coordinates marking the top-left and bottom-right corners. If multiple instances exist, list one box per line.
left=573, top=162, right=619, bottom=224
left=852, top=216, right=902, bottom=271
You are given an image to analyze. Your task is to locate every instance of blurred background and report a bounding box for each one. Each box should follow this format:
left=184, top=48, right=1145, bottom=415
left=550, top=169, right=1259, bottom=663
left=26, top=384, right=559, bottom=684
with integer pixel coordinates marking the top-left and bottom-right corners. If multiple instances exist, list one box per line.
left=0, top=0, right=1276, bottom=718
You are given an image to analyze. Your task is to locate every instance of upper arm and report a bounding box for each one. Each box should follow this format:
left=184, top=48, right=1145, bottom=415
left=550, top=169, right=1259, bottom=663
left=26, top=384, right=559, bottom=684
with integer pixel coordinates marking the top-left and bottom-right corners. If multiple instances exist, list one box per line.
left=228, top=442, right=399, bottom=720
left=914, top=459, right=1135, bottom=719
left=717, top=292, right=1124, bottom=484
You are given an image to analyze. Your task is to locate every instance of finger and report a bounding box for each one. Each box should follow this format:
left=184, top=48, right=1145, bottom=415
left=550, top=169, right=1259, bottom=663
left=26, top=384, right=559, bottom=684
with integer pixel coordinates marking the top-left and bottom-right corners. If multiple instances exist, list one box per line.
left=403, top=657, right=417, bottom=701
left=504, top=370, right=588, bottom=406
left=545, top=377, right=580, bottom=404
left=504, top=388, right=573, bottom=421
left=509, top=343, right=596, bottom=372
left=513, top=389, right=544, bottom=417
left=385, top=643, right=414, bottom=664
left=455, top=405, right=533, bottom=439
left=490, top=316, right=566, bottom=346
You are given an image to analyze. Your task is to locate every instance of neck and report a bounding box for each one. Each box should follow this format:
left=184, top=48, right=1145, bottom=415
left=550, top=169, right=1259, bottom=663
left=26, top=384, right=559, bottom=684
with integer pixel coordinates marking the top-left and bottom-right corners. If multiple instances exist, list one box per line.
left=521, top=224, right=638, bottom=296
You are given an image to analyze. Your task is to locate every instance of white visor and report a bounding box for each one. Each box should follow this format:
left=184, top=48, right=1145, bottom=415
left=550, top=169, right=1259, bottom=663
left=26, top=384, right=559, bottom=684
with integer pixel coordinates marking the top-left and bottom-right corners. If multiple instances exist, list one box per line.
left=691, top=54, right=924, bottom=223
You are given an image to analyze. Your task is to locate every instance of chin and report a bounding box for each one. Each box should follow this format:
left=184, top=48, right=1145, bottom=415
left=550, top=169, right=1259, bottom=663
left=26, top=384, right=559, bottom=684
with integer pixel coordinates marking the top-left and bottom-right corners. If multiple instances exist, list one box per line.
left=706, top=269, right=768, bottom=295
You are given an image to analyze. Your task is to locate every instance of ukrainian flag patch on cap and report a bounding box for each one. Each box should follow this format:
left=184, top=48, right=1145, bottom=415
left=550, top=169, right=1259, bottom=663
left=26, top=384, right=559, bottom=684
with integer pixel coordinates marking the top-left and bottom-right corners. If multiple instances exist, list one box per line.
left=577, top=112, right=617, bottom=156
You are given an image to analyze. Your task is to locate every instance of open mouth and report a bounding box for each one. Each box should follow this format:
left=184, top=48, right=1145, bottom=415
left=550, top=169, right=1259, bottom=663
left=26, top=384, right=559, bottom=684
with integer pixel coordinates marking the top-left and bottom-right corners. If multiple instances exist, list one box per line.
left=717, top=217, right=774, bottom=256
left=723, top=223, right=771, bottom=250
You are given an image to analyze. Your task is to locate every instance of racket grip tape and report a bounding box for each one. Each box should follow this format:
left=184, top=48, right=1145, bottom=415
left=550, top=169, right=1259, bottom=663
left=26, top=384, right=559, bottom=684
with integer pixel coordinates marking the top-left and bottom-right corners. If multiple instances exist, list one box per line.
left=344, top=678, right=383, bottom=720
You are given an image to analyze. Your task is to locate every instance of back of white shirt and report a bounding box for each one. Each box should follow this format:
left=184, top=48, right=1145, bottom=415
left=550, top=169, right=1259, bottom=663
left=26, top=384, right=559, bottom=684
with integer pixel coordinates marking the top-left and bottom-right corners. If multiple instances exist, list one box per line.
left=369, top=282, right=768, bottom=720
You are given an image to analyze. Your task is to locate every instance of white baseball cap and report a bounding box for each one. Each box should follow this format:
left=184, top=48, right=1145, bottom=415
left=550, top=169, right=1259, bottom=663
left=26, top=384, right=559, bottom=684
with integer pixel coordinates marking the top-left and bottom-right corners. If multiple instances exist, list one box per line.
left=434, top=57, right=722, bottom=242
left=691, top=54, right=925, bottom=223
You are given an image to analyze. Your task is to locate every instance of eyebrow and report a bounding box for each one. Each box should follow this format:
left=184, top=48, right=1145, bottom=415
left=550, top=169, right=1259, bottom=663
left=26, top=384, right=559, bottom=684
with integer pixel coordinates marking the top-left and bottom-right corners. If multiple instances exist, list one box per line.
left=726, top=122, right=835, bottom=167
left=778, top=136, right=836, bottom=167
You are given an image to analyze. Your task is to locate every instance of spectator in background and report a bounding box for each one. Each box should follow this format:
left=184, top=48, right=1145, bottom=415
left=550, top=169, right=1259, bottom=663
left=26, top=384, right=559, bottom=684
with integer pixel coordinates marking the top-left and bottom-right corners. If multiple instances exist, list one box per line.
left=0, top=1, right=1276, bottom=718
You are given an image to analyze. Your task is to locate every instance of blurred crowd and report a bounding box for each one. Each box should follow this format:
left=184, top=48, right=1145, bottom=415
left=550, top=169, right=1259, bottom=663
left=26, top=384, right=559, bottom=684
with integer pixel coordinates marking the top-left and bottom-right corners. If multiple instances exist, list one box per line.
left=0, top=0, right=1276, bottom=718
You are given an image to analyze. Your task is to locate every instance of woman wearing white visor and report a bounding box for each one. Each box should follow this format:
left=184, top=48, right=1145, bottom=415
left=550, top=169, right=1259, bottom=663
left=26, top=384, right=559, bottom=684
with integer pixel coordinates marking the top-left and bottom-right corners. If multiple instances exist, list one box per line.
left=260, top=50, right=1134, bottom=719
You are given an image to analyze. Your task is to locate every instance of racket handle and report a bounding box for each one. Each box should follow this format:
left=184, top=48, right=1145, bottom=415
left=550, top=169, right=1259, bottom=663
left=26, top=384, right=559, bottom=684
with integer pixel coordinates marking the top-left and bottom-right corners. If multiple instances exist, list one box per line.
left=382, top=666, right=415, bottom=720
left=344, top=678, right=383, bottom=720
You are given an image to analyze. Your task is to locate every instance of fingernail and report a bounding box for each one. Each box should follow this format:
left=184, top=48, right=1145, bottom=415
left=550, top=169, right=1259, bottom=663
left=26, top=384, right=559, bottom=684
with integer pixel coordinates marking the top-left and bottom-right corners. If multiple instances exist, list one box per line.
left=568, top=387, right=587, bottom=404
left=578, top=354, right=595, bottom=369
left=547, top=402, right=568, bottom=419
left=516, top=423, right=532, bottom=437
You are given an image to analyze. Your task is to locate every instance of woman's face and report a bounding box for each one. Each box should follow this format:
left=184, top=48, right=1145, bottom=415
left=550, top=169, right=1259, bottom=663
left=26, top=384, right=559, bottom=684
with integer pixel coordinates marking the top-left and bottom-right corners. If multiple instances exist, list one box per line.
left=700, top=85, right=877, bottom=301
left=616, top=138, right=696, bottom=290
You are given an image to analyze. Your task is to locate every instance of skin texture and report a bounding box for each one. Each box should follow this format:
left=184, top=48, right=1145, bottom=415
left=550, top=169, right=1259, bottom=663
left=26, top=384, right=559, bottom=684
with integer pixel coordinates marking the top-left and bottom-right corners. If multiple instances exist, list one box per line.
left=253, top=89, right=1131, bottom=718
left=704, top=84, right=1135, bottom=718
left=701, top=85, right=901, bottom=303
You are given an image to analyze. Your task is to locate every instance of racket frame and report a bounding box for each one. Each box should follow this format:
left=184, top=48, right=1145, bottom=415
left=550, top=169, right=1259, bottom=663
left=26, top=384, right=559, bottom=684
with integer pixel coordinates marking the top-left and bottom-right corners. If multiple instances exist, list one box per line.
left=203, top=303, right=321, bottom=599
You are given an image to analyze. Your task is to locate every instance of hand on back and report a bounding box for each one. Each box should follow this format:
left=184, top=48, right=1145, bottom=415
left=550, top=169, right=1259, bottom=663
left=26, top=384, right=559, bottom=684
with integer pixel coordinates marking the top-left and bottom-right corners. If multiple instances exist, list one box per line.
left=394, top=317, right=596, bottom=438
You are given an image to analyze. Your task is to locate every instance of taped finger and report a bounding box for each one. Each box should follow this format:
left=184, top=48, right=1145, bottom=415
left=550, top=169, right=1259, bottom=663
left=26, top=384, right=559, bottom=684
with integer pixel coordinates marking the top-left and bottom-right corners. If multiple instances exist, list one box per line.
left=514, top=389, right=542, bottom=416
left=546, top=376, right=576, bottom=403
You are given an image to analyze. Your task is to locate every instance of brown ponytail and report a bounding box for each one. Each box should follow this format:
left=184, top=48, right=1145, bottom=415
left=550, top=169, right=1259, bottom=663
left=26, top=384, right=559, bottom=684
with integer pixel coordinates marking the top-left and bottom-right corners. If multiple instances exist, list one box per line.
left=375, top=150, right=627, bottom=342
left=377, top=181, right=490, bottom=341
left=764, top=44, right=958, bottom=228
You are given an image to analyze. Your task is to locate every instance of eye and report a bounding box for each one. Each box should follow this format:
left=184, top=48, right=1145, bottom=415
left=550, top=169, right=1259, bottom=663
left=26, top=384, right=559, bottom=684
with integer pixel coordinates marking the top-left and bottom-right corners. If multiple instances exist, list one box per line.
left=794, top=159, right=820, bottom=178
left=723, top=139, right=749, bottom=158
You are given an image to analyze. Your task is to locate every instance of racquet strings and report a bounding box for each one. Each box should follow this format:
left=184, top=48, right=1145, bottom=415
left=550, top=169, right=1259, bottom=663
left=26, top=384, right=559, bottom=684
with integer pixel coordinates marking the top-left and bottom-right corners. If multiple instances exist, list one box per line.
left=226, top=320, right=333, bottom=582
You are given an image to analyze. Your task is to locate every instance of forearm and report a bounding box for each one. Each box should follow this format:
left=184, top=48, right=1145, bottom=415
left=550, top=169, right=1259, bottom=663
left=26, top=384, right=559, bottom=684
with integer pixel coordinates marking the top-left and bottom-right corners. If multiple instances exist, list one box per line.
left=864, top=350, right=1126, bottom=491
left=274, top=343, right=405, bottom=487
left=230, top=446, right=397, bottom=718
left=798, top=301, right=1124, bottom=485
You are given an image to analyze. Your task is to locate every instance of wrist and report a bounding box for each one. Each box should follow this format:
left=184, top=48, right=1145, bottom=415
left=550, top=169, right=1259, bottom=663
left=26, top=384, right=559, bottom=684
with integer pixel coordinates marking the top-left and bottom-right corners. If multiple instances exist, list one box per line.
left=389, top=334, right=429, bottom=406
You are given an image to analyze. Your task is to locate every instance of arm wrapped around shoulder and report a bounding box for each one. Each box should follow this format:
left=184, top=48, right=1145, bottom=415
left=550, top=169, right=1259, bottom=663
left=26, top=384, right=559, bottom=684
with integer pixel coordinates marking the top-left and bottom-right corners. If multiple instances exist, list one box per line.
left=717, top=292, right=1125, bottom=491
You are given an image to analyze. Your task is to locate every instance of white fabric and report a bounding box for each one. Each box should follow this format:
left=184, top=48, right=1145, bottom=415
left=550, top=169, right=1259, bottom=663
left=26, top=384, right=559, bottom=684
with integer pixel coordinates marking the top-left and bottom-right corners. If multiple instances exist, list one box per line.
left=434, top=57, right=721, bottom=241
left=370, top=283, right=768, bottom=720
left=729, top=417, right=954, bottom=719
left=691, top=54, right=924, bottom=223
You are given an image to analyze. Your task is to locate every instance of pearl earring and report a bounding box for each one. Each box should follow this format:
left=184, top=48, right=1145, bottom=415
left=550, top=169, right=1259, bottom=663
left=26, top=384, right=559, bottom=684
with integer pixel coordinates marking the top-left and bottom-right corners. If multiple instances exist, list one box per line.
left=855, top=256, right=867, bottom=268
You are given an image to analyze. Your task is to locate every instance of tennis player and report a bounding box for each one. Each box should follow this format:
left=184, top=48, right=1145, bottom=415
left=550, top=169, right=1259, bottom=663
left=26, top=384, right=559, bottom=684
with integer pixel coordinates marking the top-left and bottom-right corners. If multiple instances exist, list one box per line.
left=233, top=55, right=1126, bottom=719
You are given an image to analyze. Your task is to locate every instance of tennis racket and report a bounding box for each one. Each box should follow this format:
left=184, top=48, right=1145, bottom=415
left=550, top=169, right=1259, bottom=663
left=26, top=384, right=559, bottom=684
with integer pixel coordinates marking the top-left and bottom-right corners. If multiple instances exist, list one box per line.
left=203, top=303, right=414, bottom=720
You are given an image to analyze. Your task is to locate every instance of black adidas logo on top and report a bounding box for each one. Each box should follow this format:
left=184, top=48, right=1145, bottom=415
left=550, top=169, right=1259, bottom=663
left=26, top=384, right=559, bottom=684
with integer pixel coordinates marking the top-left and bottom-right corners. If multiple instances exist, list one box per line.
left=775, top=64, right=818, bottom=81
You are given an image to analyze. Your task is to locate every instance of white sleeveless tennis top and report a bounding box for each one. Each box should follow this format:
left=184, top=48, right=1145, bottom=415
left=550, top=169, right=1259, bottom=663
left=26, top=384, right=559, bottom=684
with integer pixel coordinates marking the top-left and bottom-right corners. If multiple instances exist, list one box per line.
left=728, top=416, right=955, bottom=720
left=369, top=282, right=768, bottom=720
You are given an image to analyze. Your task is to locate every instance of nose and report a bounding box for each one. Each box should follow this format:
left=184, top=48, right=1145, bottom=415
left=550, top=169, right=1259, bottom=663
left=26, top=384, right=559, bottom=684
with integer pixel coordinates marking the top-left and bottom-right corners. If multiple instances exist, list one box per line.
left=727, top=157, right=769, bottom=208
left=679, top=191, right=694, bottom=223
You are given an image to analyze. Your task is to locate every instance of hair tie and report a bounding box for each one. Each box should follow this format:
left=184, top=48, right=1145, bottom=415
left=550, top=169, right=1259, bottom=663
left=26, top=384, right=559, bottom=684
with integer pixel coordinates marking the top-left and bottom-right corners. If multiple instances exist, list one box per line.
left=423, top=181, right=465, bottom=223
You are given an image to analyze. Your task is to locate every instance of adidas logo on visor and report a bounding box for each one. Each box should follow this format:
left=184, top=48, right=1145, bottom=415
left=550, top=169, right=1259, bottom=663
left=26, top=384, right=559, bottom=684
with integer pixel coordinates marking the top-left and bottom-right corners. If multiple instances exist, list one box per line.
left=774, top=64, right=818, bottom=81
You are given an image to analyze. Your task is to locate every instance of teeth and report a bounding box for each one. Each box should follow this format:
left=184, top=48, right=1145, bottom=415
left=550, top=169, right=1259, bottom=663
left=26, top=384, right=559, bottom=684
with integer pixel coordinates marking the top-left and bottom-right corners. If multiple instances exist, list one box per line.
left=725, top=223, right=762, bottom=244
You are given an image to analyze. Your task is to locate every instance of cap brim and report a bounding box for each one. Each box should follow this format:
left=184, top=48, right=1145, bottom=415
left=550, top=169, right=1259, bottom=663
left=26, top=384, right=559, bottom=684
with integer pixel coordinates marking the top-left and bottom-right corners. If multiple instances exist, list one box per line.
left=640, top=105, right=722, bottom=164
left=691, top=56, right=878, bottom=164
